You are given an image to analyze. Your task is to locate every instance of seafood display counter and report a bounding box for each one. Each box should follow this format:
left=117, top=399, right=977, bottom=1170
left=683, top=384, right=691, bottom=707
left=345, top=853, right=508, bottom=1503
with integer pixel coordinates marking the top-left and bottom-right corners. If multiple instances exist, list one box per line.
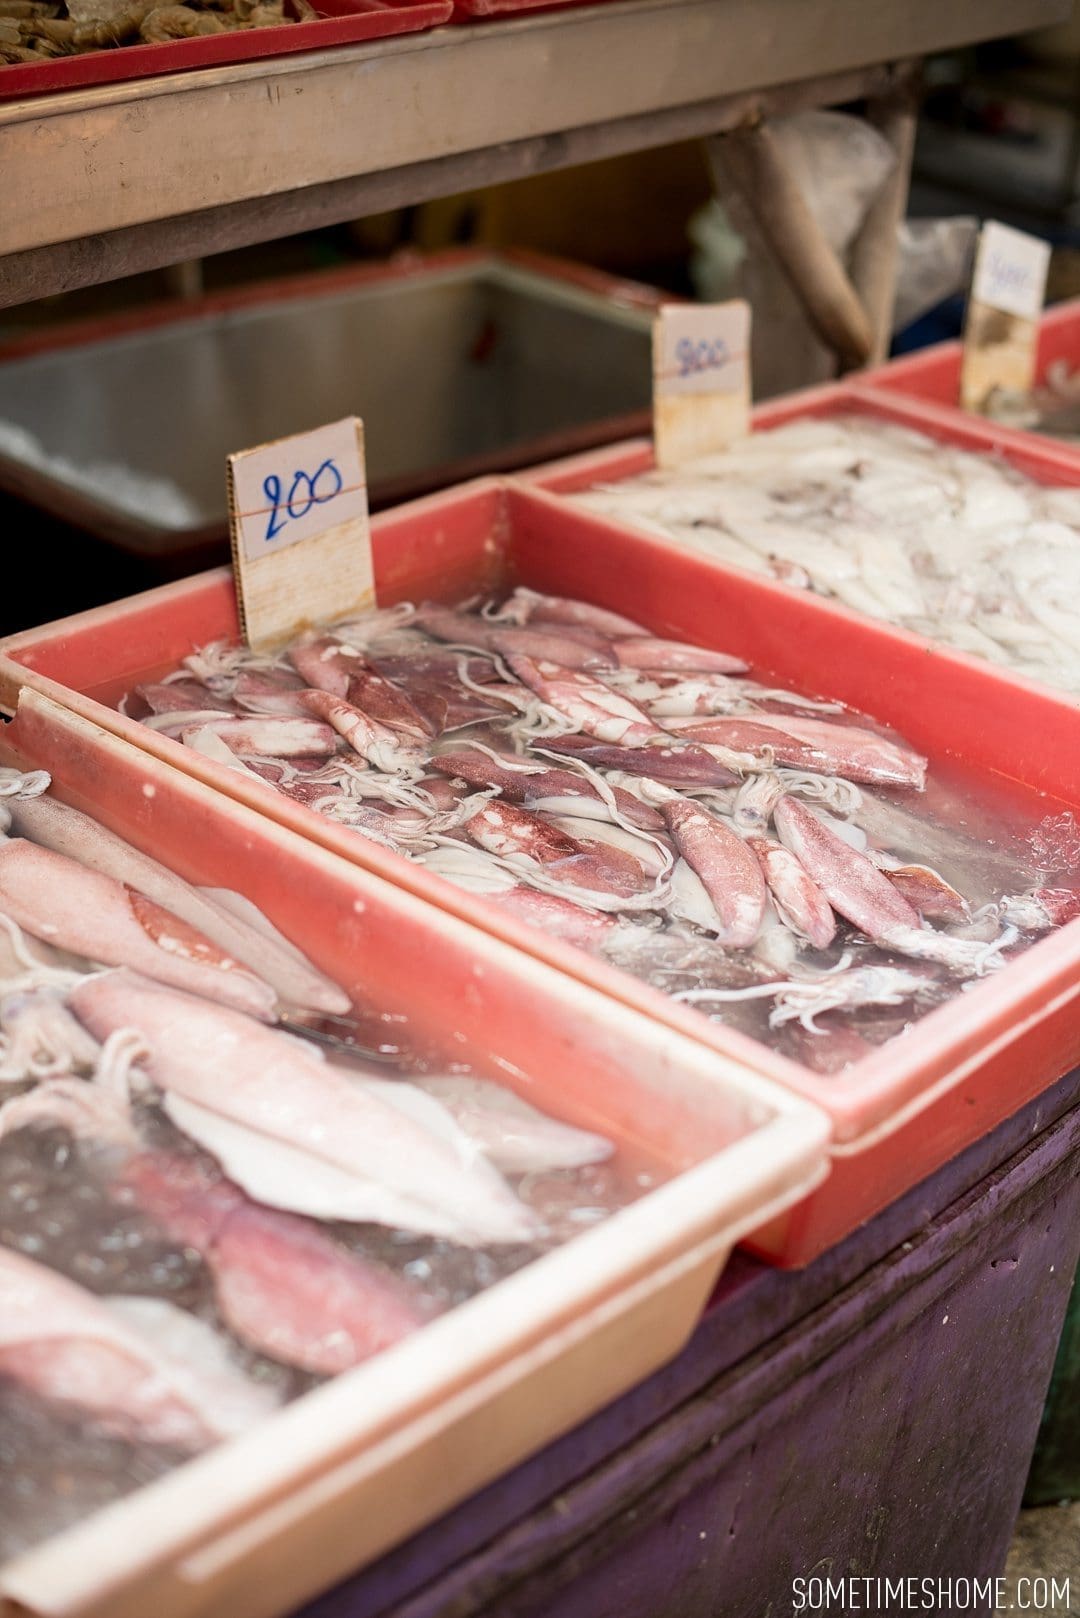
left=2, top=0, right=1077, bottom=1599
left=3, top=384, right=1080, bottom=1264
left=0, top=687, right=826, bottom=1618
left=868, top=296, right=1080, bottom=445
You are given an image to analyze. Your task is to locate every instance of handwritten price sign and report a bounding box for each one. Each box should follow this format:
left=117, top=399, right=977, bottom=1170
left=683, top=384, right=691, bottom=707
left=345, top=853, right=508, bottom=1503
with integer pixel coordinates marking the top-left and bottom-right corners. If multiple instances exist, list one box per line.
left=673, top=335, right=733, bottom=381
left=972, top=221, right=1050, bottom=322
left=228, top=417, right=374, bottom=650
left=260, top=458, right=344, bottom=543
left=232, top=418, right=366, bottom=563
left=961, top=222, right=1050, bottom=414
left=653, top=301, right=751, bottom=467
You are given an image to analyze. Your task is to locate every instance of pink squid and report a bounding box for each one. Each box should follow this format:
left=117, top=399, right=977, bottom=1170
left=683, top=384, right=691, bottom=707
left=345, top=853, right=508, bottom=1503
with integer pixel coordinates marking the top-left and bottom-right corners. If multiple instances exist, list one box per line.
left=116, top=1153, right=425, bottom=1376
left=136, top=680, right=235, bottom=716
left=746, top=835, right=837, bottom=949
left=667, top=713, right=927, bottom=789
left=291, top=638, right=434, bottom=738
left=6, top=793, right=350, bottom=1016
left=541, top=735, right=740, bottom=789
left=298, top=690, right=424, bottom=774
left=418, top=608, right=613, bottom=670
left=179, top=716, right=339, bottom=760
left=432, top=746, right=664, bottom=832
left=659, top=799, right=766, bottom=947
left=506, top=656, right=659, bottom=747
left=773, top=797, right=1007, bottom=973
left=0, top=841, right=278, bottom=1020
left=610, top=637, right=748, bottom=674
left=495, top=587, right=648, bottom=638
left=462, top=799, right=651, bottom=900
left=486, top=885, right=618, bottom=948
left=69, top=971, right=537, bottom=1247
left=0, top=1245, right=273, bottom=1450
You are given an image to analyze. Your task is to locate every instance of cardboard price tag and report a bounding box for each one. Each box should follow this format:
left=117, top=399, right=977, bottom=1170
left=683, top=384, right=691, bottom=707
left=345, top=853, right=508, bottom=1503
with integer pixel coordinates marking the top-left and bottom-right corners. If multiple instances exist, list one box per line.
left=653, top=301, right=751, bottom=468
left=228, top=417, right=374, bottom=651
left=961, top=222, right=1051, bottom=413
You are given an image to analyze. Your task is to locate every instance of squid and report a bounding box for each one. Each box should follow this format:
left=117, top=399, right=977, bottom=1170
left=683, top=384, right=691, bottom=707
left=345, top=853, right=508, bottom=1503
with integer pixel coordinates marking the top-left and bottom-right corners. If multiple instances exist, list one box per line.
left=0, top=840, right=279, bottom=1020
left=659, top=798, right=766, bottom=948
left=7, top=793, right=350, bottom=1016
left=773, top=797, right=1012, bottom=975
left=117, top=1153, right=424, bottom=1376
left=507, top=655, right=659, bottom=747
left=0, top=1245, right=274, bottom=1451
left=70, top=970, right=539, bottom=1247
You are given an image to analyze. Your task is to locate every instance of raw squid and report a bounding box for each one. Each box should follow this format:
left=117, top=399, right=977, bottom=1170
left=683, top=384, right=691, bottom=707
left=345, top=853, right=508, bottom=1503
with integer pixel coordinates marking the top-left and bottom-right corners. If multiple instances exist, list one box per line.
left=0, top=773, right=650, bottom=1565
left=0, top=1245, right=274, bottom=1450
left=117, top=583, right=1077, bottom=1075
left=0, top=840, right=279, bottom=1020
left=70, top=970, right=538, bottom=1246
left=410, top=1077, right=613, bottom=1174
left=574, top=414, right=1080, bottom=695
left=6, top=794, right=349, bottom=1015
left=117, top=1152, right=424, bottom=1375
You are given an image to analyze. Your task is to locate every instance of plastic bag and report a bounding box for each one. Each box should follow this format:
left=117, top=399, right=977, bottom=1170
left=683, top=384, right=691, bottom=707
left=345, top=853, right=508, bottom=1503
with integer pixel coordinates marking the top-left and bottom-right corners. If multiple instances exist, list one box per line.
left=893, top=215, right=978, bottom=333
left=693, top=110, right=896, bottom=397
left=692, top=110, right=976, bottom=397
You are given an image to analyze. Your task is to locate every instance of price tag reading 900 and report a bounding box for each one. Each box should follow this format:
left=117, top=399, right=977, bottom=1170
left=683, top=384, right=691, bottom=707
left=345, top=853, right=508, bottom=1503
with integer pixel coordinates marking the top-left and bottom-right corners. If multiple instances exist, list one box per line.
left=675, top=336, right=731, bottom=379
left=971, top=221, right=1050, bottom=323
left=655, top=302, right=748, bottom=402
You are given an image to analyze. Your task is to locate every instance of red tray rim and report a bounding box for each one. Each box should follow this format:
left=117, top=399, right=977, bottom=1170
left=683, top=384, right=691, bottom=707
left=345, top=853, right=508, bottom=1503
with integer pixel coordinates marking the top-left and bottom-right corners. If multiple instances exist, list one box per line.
left=0, top=0, right=450, bottom=102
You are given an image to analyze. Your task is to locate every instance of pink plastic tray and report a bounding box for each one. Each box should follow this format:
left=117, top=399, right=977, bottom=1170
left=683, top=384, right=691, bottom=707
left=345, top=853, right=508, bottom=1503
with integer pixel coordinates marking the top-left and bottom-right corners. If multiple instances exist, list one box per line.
left=0, top=0, right=451, bottom=103
left=0, top=686, right=827, bottom=1618
left=2, top=381, right=1079, bottom=1266
left=863, top=297, right=1080, bottom=440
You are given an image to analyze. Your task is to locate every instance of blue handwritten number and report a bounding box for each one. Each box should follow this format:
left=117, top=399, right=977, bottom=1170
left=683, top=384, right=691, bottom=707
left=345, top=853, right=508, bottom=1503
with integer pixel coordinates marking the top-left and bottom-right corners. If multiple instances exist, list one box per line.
left=262, top=474, right=286, bottom=541
left=263, top=458, right=343, bottom=542
left=316, top=457, right=343, bottom=503
left=674, top=337, right=729, bottom=378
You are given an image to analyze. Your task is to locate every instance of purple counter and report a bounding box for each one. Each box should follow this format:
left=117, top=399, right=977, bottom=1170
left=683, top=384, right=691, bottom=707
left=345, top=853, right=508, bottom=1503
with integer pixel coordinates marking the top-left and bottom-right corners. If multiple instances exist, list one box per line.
left=300, top=1068, right=1080, bottom=1618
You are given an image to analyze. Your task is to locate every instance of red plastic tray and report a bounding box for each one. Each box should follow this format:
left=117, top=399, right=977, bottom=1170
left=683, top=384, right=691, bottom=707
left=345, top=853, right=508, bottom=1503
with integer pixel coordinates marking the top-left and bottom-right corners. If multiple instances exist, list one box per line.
left=864, top=296, right=1080, bottom=427
left=448, top=0, right=613, bottom=20
left=521, top=375, right=1080, bottom=499
left=3, top=384, right=1080, bottom=1266
left=0, top=0, right=451, bottom=102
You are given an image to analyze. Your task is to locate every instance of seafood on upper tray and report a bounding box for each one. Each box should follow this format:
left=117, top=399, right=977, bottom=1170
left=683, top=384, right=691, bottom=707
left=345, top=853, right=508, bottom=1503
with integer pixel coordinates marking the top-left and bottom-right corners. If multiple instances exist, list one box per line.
left=0, top=767, right=623, bottom=1561
left=0, top=0, right=314, bottom=68
left=983, top=359, right=1080, bottom=443
left=570, top=414, right=1080, bottom=695
left=119, top=587, right=1080, bottom=1077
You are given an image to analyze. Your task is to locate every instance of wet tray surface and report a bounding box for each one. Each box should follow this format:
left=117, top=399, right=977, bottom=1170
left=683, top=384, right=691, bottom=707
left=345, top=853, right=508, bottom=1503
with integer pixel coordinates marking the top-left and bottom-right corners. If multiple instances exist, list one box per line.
left=2, top=400, right=1079, bottom=1262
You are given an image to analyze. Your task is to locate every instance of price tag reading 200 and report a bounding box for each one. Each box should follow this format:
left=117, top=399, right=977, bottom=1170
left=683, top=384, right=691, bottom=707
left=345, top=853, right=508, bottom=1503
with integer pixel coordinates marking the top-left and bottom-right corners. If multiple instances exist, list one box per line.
left=262, top=458, right=344, bottom=542
left=231, top=418, right=368, bottom=564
